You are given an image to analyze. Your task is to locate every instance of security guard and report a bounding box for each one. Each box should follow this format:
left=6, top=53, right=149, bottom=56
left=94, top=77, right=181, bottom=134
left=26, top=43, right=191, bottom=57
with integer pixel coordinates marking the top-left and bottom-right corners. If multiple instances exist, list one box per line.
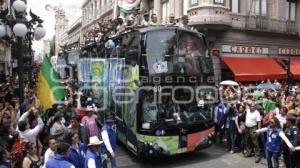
left=284, top=115, right=298, bottom=168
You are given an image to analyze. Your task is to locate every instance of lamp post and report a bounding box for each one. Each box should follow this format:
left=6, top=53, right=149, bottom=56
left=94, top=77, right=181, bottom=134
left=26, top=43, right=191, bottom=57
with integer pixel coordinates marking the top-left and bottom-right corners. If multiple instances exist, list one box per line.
left=0, top=0, right=46, bottom=104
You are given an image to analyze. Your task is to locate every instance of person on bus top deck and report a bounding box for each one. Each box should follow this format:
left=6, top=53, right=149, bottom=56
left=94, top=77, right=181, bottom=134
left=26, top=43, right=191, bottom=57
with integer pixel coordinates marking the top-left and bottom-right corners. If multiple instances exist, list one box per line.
left=165, top=13, right=176, bottom=26
left=126, top=8, right=142, bottom=28
left=150, top=14, right=159, bottom=26
left=179, top=15, right=193, bottom=30
left=141, top=12, right=150, bottom=27
left=101, top=115, right=117, bottom=168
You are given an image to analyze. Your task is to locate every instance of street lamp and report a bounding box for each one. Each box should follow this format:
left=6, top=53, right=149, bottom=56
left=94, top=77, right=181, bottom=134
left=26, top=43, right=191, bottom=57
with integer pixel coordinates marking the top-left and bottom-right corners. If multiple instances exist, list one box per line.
left=0, top=0, right=46, bottom=104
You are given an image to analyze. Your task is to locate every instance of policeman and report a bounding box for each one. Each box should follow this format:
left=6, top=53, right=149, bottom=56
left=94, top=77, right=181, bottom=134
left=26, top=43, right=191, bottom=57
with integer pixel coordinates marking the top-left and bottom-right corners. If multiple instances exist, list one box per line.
left=284, top=115, right=298, bottom=168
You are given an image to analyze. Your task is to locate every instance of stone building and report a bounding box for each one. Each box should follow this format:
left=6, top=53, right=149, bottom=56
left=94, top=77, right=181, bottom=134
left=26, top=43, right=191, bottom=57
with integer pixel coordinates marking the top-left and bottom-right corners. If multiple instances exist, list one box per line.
left=81, top=0, right=115, bottom=44
left=54, top=7, right=69, bottom=55
left=139, top=0, right=300, bottom=82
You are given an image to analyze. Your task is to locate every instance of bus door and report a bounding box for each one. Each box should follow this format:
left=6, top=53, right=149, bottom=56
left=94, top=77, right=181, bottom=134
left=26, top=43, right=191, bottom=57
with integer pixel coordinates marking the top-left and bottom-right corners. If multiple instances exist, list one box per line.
left=123, top=32, right=140, bottom=153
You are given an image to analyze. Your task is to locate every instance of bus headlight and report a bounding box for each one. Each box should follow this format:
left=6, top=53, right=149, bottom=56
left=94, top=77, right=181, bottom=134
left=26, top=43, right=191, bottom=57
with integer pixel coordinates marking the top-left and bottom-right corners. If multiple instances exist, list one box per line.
left=155, top=130, right=166, bottom=136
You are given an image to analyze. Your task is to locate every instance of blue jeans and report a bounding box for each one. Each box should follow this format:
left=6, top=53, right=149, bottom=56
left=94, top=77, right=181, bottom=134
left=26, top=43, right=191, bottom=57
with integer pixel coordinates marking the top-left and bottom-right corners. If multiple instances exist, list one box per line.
left=102, top=151, right=117, bottom=168
left=227, top=126, right=237, bottom=151
left=267, top=150, right=280, bottom=168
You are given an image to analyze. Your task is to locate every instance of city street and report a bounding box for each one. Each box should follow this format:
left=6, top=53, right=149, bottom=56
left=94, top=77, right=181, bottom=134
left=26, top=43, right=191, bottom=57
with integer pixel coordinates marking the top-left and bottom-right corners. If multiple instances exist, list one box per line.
left=117, top=144, right=269, bottom=168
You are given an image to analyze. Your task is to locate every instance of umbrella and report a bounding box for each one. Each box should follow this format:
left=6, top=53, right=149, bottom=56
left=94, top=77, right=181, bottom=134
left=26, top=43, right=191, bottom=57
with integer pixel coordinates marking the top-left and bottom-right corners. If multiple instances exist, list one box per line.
left=256, top=82, right=281, bottom=90
left=220, top=80, right=239, bottom=86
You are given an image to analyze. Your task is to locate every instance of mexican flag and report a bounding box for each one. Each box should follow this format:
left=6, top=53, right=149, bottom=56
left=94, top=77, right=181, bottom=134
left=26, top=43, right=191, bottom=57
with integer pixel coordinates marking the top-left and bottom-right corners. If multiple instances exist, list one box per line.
left=37, top=54, right=66, bottom=111
left=117, top=0, right=141, bottom=11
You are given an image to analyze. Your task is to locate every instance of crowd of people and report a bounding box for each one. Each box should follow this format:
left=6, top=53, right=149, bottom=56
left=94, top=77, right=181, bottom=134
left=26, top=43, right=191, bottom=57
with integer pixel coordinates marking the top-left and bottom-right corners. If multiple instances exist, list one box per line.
left=215, top=81, right=300, bottom=168
left=91, top=8, right=194, bottom=47
left=1, top=8, right=300, bottom=168
left=0, top=67, right=117, bottom=168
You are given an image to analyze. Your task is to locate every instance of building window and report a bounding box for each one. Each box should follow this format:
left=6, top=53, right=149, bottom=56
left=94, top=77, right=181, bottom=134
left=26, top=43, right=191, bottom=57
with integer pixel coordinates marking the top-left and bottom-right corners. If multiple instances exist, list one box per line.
left=286, top=2, right=296, bottom=21
left=255, top=0, right=267, bottom=16
left=190, top=0, right=198, bottom=6
left=214, top=0, right=224, bottom=5
left=161, top=0, right=169, bottom=23
left=230, top=0, right=239, bottom=13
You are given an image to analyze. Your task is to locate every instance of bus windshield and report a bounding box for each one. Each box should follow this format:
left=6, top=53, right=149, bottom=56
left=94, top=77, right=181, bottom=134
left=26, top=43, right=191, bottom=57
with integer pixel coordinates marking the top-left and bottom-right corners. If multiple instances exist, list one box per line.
left=143, top=29, right=213, bottom=75
left=141, top=88, right=214, bottom=130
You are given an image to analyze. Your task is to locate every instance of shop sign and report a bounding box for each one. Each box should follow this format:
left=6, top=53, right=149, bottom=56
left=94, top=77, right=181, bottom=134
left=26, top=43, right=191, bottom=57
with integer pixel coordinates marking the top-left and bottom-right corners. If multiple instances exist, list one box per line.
left=278, top=48, right=300, bottom=55
left=222, top=45, right=269, bottom=55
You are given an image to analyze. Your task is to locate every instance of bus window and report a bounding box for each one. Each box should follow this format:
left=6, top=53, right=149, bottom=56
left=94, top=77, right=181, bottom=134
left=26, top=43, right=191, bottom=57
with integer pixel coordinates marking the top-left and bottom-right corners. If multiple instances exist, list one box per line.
left=177, top=31, right=213, bottom=74
left=125, top=33, right=140, bottom=65
left=144, top=30, right=212, bottom=75
left=145, top=30, right=176, bottom=74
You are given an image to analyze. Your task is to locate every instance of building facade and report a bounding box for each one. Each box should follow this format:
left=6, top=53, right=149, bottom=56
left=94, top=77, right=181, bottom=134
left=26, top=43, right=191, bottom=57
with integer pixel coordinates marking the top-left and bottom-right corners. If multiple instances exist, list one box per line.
left=81, top=0, right=114, bottom=44
left=54, top=7, right=69, bottom=55
left=67, top=17, right=82, bottom=49
left=42, top=40, right=51, bottom=57
left=138, top=0, right=300, bottom=82
left=0, top=1, right=11, bottom=80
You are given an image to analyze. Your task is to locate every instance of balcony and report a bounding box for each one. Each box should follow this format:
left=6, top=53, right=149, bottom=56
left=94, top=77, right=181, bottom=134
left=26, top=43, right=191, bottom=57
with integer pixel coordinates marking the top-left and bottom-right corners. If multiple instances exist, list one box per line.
left=188, top=5, right=232, bottom=29
left=245, top=16, right=298, bottom=35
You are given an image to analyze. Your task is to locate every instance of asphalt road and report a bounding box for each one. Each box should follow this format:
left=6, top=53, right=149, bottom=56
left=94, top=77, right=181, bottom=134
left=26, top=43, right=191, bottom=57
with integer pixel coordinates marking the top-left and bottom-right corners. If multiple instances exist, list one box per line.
left=116, top=144, right=274, bottom=168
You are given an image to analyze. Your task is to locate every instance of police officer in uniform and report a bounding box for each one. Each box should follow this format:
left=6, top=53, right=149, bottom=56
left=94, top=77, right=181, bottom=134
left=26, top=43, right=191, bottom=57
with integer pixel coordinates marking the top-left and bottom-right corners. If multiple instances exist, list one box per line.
left=284, top=115, right=298, bottom=168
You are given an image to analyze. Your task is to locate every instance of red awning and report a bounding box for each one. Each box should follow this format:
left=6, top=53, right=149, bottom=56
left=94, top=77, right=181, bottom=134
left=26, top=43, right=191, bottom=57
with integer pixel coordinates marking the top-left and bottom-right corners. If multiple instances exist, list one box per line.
left=223, top=57, right=287, bottom=82
left=290, top=58, right=300, bottom=80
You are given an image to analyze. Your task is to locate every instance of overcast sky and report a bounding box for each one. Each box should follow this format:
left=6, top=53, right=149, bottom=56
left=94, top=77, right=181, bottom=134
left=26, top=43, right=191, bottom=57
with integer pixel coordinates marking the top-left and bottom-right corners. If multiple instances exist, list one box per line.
left=26, top=0, right=84, bottom=55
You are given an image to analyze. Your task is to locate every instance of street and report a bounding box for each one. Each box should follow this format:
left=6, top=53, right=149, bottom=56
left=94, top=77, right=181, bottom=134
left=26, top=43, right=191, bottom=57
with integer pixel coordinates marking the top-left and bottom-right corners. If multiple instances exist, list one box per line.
left=116, top=144, right=269, bottom=168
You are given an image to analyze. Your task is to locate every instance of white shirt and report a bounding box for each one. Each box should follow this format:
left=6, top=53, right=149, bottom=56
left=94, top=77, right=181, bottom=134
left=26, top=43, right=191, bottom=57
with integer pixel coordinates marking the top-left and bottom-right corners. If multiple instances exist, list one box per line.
left=101, top=129, right=114, bottom=155
left=276, top=114, right=287, bottom=128
left=245, top=109, right=261, bottom=127
left=17, top=112, right=45, bottom=144
left=43, top=148, right=55, bottom=168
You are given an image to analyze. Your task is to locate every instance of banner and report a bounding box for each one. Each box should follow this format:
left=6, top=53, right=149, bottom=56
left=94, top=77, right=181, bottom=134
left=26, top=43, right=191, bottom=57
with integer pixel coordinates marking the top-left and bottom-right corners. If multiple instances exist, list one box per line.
left=117, top=0, right=141, bottom=11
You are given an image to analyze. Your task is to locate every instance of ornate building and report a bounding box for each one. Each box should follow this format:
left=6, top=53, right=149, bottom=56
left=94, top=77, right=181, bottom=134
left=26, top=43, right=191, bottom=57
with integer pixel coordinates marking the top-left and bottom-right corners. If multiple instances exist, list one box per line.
left=54, top=7, right=69, bottom=55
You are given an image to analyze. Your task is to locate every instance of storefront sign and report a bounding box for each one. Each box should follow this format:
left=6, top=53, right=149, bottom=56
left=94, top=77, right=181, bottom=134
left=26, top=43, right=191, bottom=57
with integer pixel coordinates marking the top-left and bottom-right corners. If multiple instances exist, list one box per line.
left=278, top=48, right=300, bottom=55
left=222, top=45, right=269, bottom=55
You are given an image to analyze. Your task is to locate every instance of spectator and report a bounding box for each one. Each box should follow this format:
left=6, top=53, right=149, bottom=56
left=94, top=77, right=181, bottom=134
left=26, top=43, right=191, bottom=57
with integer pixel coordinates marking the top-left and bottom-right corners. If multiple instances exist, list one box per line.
left=22, top=142, right=42, bottom=168
left=81, top=107, right=100, bottom=138
left=214, top=100, right=226, bottom=144
left=45, top=142, right=75, bottom=168
left=276, top=107, right=288, bottom=129
left=244, top=103, right=261, bottom=163
left=85, top=136, right=102, bottom=168
left=226, top=104, right=238, bottom=154
left=49, top=113, right=67, bottom=141
left=43, top=137, right=57, bottom=167
left=0, top=146, right=11, bottom=168
left=68, top=115, right=90, bottom=148
left=63, top=132, right=85, bottom=168
left=101, top=115, right=117, bottom=168
left=235, top=104, right=246, bottom=153
left=17, top=107, right=44, bottom=156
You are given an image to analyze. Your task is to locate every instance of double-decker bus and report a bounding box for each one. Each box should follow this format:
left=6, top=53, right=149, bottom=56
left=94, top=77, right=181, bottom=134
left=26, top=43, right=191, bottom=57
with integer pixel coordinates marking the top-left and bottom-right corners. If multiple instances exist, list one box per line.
left=95, top=26, right=216, bottom=157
